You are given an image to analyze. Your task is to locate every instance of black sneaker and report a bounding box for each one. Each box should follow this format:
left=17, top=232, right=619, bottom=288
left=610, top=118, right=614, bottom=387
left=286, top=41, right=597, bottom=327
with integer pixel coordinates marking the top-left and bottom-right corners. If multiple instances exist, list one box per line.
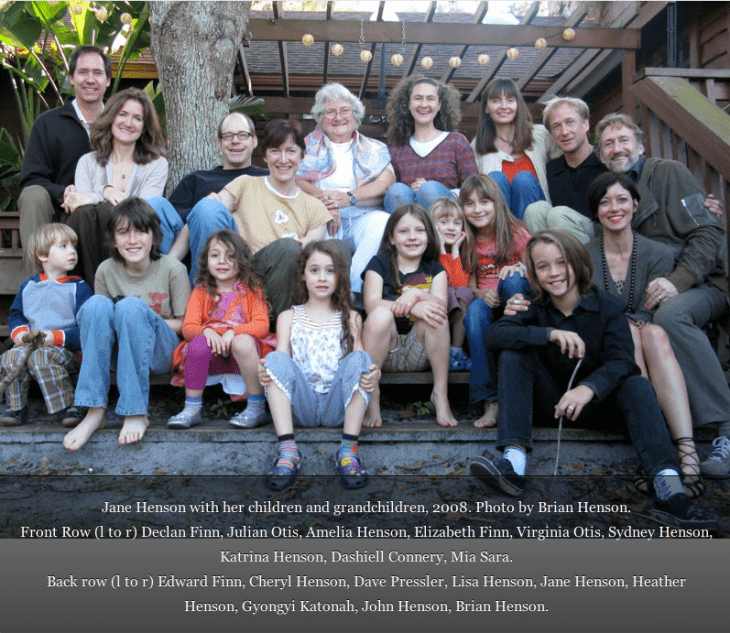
left=651, top=493, right=719, bottom=531
left=0, top=406, right=28, bottom=426
left=470, top=456, right=525, bottom=496
left=60, top=405, right=88, bottom=428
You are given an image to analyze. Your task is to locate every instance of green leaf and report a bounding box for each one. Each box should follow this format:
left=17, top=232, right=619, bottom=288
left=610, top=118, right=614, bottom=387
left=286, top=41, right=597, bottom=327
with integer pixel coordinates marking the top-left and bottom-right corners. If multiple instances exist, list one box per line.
left=0, top=16, right=42, bottom=49
left=29, top=0, right=69, bottom=23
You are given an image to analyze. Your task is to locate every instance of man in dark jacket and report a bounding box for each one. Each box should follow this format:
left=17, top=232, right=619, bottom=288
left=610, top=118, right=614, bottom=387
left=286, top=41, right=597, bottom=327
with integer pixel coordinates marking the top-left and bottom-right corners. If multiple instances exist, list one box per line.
left=18, top=45, right=111, bottom=275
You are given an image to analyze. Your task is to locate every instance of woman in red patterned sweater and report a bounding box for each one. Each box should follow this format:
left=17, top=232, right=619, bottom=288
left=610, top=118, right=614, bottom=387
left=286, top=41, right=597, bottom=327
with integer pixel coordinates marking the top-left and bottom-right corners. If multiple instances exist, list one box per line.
left=384, top=75, right=478, bottom=214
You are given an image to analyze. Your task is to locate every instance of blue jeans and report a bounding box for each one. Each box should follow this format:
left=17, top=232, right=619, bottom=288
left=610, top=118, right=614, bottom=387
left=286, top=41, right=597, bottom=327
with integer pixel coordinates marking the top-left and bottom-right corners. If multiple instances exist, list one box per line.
left=73, top=296, right=179, bottom=415
left=464, top=273, right=531, bottom=403
left=384, top=181, right=454, bottom=214
left=494, top=349, right=680, bottom=476
left=489, top=171, right=545, bottom=222
left=332, top=207, right=389, bottom=293
left=185, top=198, right=238, bottom=281
left=144, top=196, right=185, bottom=254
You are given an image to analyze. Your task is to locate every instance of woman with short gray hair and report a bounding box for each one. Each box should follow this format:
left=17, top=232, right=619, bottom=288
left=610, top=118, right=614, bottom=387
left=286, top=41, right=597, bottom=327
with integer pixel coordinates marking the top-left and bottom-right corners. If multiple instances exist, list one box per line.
left=297, top=83, right=394, bottom=294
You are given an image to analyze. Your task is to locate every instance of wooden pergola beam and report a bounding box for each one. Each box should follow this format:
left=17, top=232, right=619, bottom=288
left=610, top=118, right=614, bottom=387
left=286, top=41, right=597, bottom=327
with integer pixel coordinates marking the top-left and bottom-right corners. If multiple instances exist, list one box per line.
left=250, top=18, right=641, bottom=49
left=466, top=2, right=540, bottom=102
left=439, top=1, right=489, bottom=84
left=402, top=2, right=437, bottom=79
left=538, top=2, right=639, bottom=102
left=272, top=2, right=290, bottom=98
left=515, top=6, right=588, bottom=91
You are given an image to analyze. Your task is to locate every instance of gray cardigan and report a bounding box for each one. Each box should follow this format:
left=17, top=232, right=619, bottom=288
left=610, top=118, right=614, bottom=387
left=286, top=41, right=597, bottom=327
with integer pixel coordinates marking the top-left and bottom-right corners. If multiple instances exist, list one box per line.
left=585, top=231, right=674, bottom=323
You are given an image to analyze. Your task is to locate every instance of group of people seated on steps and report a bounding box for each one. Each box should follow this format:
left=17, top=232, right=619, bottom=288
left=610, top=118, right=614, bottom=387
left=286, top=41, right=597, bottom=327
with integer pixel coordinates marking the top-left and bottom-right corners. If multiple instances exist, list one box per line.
left=2, top=45, right=727, bottom=529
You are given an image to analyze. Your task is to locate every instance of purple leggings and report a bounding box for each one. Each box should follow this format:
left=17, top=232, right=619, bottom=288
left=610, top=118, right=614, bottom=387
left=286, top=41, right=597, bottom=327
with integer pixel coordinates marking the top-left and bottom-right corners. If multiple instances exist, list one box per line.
left=184, top=335, right=242, bottom=390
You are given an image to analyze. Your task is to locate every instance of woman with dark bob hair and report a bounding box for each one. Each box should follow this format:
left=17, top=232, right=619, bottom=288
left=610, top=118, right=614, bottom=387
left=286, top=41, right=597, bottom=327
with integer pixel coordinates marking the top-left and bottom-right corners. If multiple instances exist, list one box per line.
left=63, top=88, right=179, bottom=286
left=584, top=172, right=704, bottom=497
left=472, top=78, right=558, bottom=220
left=384, top=75, right=477, bottom=213
left=296, top=83, right=394, bottom=294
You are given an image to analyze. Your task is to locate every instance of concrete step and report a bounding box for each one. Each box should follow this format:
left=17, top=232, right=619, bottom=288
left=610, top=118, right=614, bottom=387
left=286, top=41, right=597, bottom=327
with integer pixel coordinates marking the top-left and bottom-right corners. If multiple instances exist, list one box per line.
left=1, top=403, right=718, bottom=477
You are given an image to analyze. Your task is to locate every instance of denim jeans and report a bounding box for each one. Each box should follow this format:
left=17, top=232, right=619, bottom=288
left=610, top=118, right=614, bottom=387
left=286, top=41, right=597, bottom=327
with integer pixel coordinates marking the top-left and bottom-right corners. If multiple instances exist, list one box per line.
left=186, top=198, right=238, bottom=281
left=332, top=207, right=389, bottom=293
left=140, top=196, right=185, bottom=255
left=489, top=171, right=546, bottom=221
left=464, top=273, right=531, bottom=403
left=495, top=349, right=680, bottom=476
left=384, top=181, right=455, bottom=214
left=73, top=296, right=179, bottom=415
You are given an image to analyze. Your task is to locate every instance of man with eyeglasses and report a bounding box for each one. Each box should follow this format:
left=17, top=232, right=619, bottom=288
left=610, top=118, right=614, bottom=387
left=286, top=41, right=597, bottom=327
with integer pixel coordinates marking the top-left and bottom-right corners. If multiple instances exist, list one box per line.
left=148, top=111, right=268, bottom=261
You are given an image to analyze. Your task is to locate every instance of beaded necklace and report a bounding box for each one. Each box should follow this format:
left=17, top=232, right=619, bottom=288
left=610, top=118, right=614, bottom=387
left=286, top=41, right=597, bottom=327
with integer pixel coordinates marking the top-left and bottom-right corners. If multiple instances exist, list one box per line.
left=600, top=230, right=636, bottom=312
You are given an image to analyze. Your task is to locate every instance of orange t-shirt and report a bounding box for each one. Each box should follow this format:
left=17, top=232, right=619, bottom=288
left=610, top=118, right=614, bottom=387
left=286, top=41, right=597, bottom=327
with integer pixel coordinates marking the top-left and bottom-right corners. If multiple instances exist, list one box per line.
left=501, top=155, right=538, bottom=184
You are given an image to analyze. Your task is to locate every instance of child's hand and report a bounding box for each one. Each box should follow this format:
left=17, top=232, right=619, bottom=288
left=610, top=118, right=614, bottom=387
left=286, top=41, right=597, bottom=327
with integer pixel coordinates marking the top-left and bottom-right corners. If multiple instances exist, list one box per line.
left=220, top=329, right=235, bottom=356
left=477, top=288, right=500, bottom=308
left=42, top=331, right=54, bottom=346
left=12, top=331, right=29, bottom=346
left=359, top=364, right=381, bottom=392
left=257, top=358, right=271, bottom=388
left=451, top=231, right=465, bottom=258
left=435, top=226, right=448, bottom=254
left=555, top=385, right=594, bottom=421
left=203, top=327, right=226, bottom=356
left=499, top=263, right=525, bottom=280
left=391, top=289, right=422, bottom=317
left=548, top=329, right=585, bottom=359
left=503, top=293, right=531, bottom=316
left=410, top=299, right=447, bottom=327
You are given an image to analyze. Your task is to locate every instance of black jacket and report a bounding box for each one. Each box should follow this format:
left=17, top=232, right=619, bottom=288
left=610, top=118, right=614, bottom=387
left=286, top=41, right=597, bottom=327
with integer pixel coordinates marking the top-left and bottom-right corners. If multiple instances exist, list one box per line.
left=19, top=100, right=90, bottom=210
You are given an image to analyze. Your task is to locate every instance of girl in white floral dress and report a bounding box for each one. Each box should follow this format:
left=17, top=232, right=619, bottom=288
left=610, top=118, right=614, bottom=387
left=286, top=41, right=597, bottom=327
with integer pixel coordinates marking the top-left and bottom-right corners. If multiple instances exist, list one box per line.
left=258, top=241, right=380, bottom=491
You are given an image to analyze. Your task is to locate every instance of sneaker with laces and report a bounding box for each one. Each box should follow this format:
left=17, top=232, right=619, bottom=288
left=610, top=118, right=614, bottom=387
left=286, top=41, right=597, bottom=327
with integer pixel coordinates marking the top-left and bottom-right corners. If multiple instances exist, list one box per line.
left=0, top=406, right=27, bottom=426
left=60, top=405, right=88, bottom=428
left=700, top=435, right=730, bottom=476
left=470, top=455, right=525, bottom=496
left=651, top=493, right=719, bottom=531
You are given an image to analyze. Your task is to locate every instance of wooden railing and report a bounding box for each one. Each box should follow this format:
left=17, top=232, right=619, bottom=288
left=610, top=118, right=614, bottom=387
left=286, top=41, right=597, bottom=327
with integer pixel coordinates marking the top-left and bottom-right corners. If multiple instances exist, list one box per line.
left=631, top=68, right=730, bottom=215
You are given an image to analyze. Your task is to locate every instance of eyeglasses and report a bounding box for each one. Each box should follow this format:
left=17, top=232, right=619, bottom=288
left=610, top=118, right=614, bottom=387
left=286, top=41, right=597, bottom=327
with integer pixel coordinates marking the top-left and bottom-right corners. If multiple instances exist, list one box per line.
left=323, top=107, right=353, bottom=120
left=220, top=131, right=254, bottom=141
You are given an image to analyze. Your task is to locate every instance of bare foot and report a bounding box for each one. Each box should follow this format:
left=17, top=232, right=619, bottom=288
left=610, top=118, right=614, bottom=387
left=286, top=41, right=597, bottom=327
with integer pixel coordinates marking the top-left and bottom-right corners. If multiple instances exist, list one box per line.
left=119, top=415, right=149, bottom=445
left=63, top=408, right=106, bottom=451
left=432, top=390, right=458, bottom=427
left=474, top=401, right=498, bottom=428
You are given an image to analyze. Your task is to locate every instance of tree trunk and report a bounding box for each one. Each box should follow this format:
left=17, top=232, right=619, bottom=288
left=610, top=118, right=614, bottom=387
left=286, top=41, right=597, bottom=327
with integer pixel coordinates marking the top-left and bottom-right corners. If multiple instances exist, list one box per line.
left=149, top=1, right=250, bottom=192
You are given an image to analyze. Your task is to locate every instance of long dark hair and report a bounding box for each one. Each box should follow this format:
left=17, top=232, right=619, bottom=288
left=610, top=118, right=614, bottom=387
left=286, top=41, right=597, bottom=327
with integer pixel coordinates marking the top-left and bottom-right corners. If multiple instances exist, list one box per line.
left=385, top=75, right=463, bottom=146
left=294, top=241, right=355, bottom=356
left=91, top=87, right=166, bottom=167
left=378, top=204, right=440, bottom=294
left=474, top=78, right=534, bottom=155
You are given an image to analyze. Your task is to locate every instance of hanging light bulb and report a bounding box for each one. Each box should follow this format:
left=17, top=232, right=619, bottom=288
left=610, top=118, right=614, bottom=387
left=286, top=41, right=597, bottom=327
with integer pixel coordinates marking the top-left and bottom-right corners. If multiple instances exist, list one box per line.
left=421, top=56, right=433, bottom=69
left=535, top=38, right=547, bottom=50
left=360, top=49, right=373, bottom=63
left=478, top=53, right=490, bottom=66
left=331, top=43, right=344, bottom=56
left=302, top=34, right=314, bottom=47
left=506, top=47, right=519, bottom=60
left=449, top=56, right=462, bottom=68
left=563, top=28, right=576, bottom=41
left=391, top=53, right=404, bottom=66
